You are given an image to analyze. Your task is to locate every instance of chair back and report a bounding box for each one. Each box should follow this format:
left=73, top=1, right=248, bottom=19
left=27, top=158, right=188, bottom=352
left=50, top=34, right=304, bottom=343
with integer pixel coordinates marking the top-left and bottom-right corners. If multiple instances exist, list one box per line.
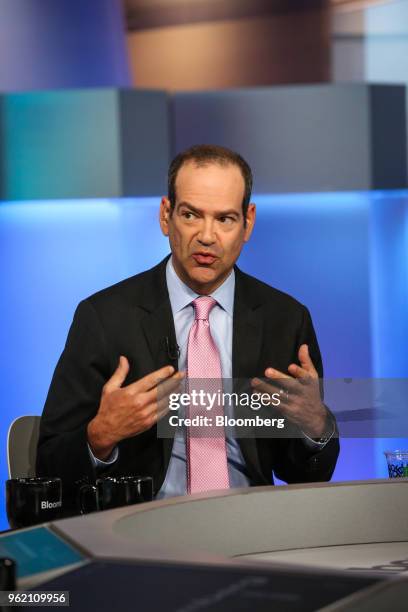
left=7, top=416, right=41, bottom=478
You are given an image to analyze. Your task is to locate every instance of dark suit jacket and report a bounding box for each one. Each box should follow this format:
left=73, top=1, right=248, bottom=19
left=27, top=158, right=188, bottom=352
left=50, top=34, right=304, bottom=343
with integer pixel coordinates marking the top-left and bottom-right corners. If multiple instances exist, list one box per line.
left=36, top=256, right=339, bottom=506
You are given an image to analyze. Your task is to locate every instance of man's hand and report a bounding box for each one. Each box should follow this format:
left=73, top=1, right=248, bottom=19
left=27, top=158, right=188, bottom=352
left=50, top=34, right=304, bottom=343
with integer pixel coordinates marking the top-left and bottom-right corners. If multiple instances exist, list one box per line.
left=87, top=357, right=184, bottom=460
left=251, top=344, right=328, bottom=438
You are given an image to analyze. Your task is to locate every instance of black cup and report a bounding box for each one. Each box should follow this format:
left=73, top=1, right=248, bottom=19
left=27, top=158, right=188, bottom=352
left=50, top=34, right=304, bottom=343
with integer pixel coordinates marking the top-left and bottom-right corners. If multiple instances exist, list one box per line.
left=78, top=476, right=153, bottom=514
left=6, top=478, right=62, bottom=529
left=0, top=558, right=16, bottom=590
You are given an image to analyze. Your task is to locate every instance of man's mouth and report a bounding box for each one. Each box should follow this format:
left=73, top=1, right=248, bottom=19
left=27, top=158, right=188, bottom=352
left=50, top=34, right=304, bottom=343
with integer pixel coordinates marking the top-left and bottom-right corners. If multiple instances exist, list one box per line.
left=192, top=253, right=218, bottom=265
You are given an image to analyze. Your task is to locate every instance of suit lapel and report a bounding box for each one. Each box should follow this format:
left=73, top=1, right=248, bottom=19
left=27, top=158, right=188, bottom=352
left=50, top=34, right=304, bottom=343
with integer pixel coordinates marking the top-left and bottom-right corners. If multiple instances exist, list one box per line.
left=232, top=273, right=263, bottom=380
left=141, top=301, right=178, bottom=371
left=232, top=267, right=269, bottom=484
left=137, top=256, right=178, bottom=370
left=137, top=256, right=178, bottom=474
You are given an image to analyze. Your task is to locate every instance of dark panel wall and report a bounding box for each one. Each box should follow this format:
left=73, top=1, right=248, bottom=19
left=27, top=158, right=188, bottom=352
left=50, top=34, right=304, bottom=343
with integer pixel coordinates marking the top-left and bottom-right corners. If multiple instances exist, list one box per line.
left=172, top=84, right=407, bottom=193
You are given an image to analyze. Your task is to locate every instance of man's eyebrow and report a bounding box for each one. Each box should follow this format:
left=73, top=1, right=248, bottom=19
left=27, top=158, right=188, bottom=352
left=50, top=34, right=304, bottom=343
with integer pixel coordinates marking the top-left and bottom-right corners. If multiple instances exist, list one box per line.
left=177, top=201, right=241, bottom=217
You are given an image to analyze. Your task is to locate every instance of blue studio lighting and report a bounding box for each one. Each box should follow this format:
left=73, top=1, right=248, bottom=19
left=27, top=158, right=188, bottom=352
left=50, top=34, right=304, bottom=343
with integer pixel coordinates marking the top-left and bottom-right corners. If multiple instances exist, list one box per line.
left=0, top=190, right=407, bottom=529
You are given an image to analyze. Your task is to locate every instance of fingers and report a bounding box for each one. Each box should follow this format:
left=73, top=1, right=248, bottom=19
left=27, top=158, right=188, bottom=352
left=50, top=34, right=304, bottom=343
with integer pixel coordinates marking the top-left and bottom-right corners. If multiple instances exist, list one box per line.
left=132, top=371, right=184, bottom=410
left=262, top=368, right=301, bottom=394
left=262, top=346, right=317, bottom=385
left=287, top=345, right=317, bottom=383
left=155, top=393, right=174, bottom=420
left=132, top=388, right=177, bottom=431
left=297, top=344, right=318, bottom=377
left=120, top=364, right=179, bottom=397
left=264, top=367, right=291, bottom=380
left=287, top=363, right=313, bottom=384
left=251, top=376, right=297, bottom=402
left=104, top=356, right=130, bottom=392
left=136, top=365, right=179, bottom=393
left=157, top=370, right=185, bottom=397
left=251, top=356, right=316, bottom=398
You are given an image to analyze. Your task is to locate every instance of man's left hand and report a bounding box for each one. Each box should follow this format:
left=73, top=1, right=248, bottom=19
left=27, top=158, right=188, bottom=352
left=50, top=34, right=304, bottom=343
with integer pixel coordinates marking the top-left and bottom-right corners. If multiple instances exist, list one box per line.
left=251, top=344, right=328, bottom=438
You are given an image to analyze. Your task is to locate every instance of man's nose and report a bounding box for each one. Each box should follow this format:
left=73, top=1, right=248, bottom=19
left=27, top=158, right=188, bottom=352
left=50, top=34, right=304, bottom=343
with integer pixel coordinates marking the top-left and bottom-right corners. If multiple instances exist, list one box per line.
left=197, top=220, right=216, bottom=245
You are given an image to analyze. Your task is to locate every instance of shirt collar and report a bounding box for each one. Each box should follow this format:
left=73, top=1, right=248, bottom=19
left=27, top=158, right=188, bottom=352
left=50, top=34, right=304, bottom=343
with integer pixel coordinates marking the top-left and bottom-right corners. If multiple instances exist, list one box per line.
left=166, top=256, right=235, bottom=316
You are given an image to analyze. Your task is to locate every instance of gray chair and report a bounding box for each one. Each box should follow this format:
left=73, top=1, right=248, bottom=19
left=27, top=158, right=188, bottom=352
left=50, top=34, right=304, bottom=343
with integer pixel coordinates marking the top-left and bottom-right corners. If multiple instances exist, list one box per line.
left=7, top=416, right=41, bottom=478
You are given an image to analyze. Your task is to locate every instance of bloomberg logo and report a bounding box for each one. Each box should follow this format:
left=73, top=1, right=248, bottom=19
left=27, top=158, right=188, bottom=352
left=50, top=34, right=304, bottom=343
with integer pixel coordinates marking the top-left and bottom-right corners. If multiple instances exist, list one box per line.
left=41, top=500, right=62, bottom=510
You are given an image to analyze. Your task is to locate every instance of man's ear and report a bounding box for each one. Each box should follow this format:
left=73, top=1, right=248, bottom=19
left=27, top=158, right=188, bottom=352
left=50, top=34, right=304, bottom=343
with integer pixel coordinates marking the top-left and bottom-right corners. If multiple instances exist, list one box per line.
left=159, top=197, right=171, bottom=236
left=244, top=203, right=256, bottom=242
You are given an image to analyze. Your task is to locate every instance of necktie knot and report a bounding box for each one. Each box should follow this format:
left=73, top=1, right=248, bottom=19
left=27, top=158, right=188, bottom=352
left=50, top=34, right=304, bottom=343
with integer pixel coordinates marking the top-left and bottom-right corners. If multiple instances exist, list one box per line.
left=192, top=296, right=217, bottom=321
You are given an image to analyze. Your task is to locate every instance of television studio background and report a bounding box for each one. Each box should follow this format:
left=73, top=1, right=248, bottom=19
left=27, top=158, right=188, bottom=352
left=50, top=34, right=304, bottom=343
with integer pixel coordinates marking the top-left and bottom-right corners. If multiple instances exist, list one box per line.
left=0, top=0, right=407, bottom=531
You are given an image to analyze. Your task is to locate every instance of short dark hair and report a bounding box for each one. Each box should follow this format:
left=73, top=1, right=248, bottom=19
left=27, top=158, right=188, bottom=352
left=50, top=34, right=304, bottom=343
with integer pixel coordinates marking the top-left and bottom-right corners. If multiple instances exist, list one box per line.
left=168, top=144, right=253, bottom=222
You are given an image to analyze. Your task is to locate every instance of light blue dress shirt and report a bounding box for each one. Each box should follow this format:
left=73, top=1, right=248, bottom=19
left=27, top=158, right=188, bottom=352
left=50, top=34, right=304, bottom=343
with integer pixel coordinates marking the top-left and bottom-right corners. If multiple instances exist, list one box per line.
left=89, top=257, right=332, bottom=494
left=156, top=257, right=251, bottom=499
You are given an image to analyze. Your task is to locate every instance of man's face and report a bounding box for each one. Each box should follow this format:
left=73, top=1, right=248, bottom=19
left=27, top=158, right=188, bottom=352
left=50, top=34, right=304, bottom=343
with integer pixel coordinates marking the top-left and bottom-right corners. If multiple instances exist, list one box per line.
left=160, top=161, right=255, bottom=294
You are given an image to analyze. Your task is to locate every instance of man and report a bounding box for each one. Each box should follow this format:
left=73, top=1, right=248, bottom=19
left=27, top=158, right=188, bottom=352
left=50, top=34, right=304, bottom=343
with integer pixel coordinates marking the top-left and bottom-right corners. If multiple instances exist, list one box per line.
left=37, top=144, right=339, bottom=509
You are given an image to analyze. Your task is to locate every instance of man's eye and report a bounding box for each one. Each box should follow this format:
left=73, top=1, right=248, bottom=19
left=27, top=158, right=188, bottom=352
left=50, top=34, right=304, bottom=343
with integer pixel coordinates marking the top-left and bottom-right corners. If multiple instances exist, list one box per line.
left=219, top=216, right=234, bottom=224
left=182, top=212, right=195, bottom=220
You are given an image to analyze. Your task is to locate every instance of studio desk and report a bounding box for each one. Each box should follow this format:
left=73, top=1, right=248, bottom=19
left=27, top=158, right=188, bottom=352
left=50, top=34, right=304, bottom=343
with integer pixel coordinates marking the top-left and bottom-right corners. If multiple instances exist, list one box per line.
left=1, top=479, right=407, bottom=611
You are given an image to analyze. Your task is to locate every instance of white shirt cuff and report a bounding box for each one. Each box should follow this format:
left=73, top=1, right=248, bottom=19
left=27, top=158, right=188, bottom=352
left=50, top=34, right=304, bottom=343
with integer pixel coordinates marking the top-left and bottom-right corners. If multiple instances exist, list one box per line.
left=87, top=443, right=119, bottom=468
left=301, top=417, right=335, bottom=450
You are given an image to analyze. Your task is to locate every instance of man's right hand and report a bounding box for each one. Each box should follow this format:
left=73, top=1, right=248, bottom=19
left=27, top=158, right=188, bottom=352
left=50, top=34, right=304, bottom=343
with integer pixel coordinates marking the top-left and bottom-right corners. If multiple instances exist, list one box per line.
left=87, top=356, right=184, bottom=460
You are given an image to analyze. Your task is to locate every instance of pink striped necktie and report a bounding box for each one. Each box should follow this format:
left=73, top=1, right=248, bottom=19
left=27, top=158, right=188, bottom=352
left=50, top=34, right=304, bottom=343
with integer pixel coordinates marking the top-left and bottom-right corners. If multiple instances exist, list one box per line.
left=186, top=296, right=230, bottom=494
